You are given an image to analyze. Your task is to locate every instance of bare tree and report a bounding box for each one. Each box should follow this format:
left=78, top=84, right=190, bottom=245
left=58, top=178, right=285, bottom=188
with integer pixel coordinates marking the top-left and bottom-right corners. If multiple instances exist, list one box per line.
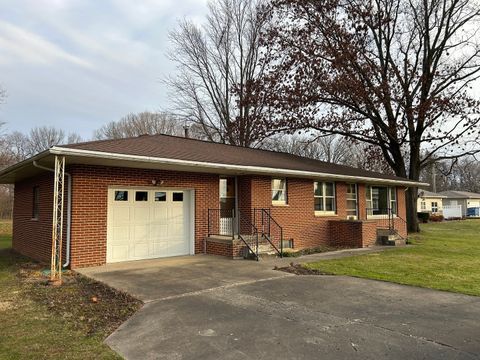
left=259, top=0, right=480, bottom=231
left=263, top=134, right=352, bottom=163
left=425, top=156, right=480, bottom=193
left=94, top=112, right=183, bottom=140
left=167, top=0, right=272, bottom=147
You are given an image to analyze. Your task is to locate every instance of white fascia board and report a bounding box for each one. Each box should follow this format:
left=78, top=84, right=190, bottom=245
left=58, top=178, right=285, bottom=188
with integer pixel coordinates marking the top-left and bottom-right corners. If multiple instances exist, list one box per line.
left=50, top=146, right=429, bottom=187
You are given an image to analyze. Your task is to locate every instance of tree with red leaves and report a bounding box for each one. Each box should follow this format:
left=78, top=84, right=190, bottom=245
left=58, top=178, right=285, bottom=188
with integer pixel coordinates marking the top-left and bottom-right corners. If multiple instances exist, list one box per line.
left=258, top=0, right=480, bottom=231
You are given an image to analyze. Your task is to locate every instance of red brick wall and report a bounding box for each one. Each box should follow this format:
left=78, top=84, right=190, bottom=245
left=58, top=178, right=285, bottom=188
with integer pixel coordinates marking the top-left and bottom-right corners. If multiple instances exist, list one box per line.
left=329, top=220, right=378, bottom=248
left=206, top=238, right=245, bottom=258
left=238, top=177, right=407, bottom=250
left=12, top=165, right=408, bottom=267
left=69, top=165, right=219, bottom=268
left=12, top=172, right=67, bottom=264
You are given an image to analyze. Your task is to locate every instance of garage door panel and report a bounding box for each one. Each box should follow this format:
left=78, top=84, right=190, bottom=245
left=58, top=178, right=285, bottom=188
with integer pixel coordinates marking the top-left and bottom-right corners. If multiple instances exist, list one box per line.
left=112, top=207, right=131, bottom=222
left=107, top=189, right=191, bottom=263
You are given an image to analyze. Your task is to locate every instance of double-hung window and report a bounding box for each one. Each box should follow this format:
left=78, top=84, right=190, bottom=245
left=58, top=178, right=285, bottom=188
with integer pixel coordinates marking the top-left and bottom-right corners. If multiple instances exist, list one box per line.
left=272, top=178, right=287, bottom=205
left=346, top=184, right=358, bottom=219
left=431, top=202, right=438, bottom=213
left=314, top=181, right=336, bottom=215
left=420, top=201, right=426, bottom=211
left=366, top=186, right=397, bottom=216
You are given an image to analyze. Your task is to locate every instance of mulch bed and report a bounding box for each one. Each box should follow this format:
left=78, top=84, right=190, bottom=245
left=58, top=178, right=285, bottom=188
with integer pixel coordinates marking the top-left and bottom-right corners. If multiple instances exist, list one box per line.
left=15, top=259, right=142, bottom=337
left=275, top=262, right=334, bottom=275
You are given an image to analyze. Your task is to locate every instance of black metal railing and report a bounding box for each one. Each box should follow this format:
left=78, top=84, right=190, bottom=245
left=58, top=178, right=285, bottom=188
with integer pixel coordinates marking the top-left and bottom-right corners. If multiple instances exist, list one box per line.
left=207, top=208, right=235, bottom=239
left=366, top=207, right=407, bottom=238
left=253, top=208, right=283, bottom=257
left=366, top=208, right=395, bottom=229
left=237, top=209, right=260, bottom=260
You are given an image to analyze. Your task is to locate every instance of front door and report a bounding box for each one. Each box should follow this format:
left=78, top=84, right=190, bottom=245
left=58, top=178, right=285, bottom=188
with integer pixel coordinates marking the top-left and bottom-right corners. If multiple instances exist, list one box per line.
left=219, top=177, right=236, bottom=235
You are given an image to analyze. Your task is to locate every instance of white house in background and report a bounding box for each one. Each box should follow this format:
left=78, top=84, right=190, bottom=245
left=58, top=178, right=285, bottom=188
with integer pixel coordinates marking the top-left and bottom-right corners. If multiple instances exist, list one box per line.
left=440, top=191, right=480, bottom=217
left=417, top=190, right=446, bottom=214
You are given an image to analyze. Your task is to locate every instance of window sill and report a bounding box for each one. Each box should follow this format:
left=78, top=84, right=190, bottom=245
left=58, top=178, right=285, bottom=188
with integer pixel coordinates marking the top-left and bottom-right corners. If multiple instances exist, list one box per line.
left=367, top=215, right=398, bottom=219
left=272, top=202, right=289, bottom=207
left=315, top=212, right=337, bottom=217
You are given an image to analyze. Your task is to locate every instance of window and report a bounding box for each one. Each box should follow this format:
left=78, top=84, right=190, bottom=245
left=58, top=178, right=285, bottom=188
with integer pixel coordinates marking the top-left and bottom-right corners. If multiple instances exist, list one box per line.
left=314, top=181, right=336, bottom=214
left=32, top=186, right=40, bottom=219
left=155, top=192, right=166, bottom=202
left=173, top=192, right=184, bottom=202
left=220, top=177, right=235, bottom=211
left=389, top=188, right=397, bottom=214
left=272, top=178, right=287, bottom=204
left=346, top=184, right=358, bottom=218
left=115, top=190, right=128, bottom=201
left=366, top=186, right=397, bottom=216
left=420, top=201, right=426, bottom=211
left=431, top=202, right=438, bottom=213
left=135, top=191, right=148, bottom=201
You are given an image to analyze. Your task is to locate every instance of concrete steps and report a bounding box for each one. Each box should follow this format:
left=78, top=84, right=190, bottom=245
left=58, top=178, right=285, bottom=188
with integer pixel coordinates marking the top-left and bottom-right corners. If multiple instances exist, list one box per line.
left=376, top=229, right=406, bottom=247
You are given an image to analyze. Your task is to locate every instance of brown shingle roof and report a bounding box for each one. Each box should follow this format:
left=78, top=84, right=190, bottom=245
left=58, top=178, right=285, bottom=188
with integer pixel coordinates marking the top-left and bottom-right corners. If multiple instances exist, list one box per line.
left=60, top=134, right=413, bottom=183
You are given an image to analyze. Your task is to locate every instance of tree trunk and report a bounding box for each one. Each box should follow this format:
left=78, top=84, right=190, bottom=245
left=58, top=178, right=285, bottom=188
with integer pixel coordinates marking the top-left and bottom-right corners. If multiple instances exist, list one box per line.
left=405, top=187, right=420, bottom=233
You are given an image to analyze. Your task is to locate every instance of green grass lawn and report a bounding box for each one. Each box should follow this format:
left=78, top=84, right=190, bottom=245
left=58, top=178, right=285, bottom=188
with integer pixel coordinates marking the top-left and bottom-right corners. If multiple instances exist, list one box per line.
left=306, top=220, right=480, bottom=296
left=0, top=221, right=131, bottom=360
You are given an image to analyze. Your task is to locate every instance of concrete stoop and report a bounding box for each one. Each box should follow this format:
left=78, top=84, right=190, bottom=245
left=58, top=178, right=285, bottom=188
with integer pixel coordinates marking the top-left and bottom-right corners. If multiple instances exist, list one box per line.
left=377, top=229, right=406, bottom=246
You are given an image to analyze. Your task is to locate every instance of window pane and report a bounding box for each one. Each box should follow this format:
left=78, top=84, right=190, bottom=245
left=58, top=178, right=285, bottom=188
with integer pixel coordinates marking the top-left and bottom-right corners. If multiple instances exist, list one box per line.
left=314, top=182, right=323, bottom=196
left=135, top=191, right=148, bottom=201
left=366, top=186, right=371, bottom=198
left=115, top=191, right=128, bottom=201
left=325, top=183, right=334, bottom=197
left=155, top=192, right=166, bottom=202
left=272, top=190, right=285, bottom=202
left=272, top=178, right=286, bottom=191
left=314, top=197, right=324, bottom=211
left=325, top=197, right=335, bottom=211
left=220, top=197, right=235, bottom=210
left=173, top=192, right=184, bottom=202
left=347, top=184, right=356, bottom=195
left=347, top=199, right=357, bottom=211
left=390, top=187, right=396, bottom=201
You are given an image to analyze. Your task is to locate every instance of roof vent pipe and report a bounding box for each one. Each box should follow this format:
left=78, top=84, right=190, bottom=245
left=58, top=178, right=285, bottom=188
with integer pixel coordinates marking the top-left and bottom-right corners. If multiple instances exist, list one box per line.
left=184, top=125, right=190, bottom=139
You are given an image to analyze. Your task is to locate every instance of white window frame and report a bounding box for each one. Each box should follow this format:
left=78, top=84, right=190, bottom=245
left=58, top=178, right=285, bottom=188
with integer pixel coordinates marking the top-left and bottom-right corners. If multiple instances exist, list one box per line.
left=431, top=201, right=438, bottom=213
left=271, top=178, right=287, bottom=205
left=420, top=201, right=426, bottom=211
left=346, top=183, right=358, bottom=219
left=314, top=181, right=336, bottom=216
left=366, top=185, right=397, bottom=218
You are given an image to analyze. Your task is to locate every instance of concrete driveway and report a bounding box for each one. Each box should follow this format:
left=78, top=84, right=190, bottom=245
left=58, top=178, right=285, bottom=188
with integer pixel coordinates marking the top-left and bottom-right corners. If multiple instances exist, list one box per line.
left=79, top=255, right=480, bottom=360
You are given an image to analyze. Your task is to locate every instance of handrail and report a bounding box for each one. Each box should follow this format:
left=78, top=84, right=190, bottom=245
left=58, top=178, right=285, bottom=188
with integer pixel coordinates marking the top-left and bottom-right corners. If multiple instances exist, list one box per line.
left=253, top=208, right=283, bottom=257
left=366, top=207, right=406, bottom=239
left=207, top=208, right=235, bottom=239
left=236, top=209, right=259, bottom=261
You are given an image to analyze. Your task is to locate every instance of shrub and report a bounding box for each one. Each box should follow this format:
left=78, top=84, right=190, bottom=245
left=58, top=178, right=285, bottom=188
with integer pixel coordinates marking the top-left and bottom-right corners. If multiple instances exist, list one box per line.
left=417, top=212, right=430, bottom=223
left=429, top=214, right=444, bottom=222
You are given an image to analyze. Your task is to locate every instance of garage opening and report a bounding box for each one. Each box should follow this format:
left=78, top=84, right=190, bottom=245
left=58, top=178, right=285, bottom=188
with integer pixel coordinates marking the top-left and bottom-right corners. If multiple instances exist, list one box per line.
left=107, top=188, right=194, bottom=263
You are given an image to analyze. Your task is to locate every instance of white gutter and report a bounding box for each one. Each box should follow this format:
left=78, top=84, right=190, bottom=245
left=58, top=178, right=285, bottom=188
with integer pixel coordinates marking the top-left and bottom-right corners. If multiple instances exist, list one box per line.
left=50, top=146, right=429, bottom=187
left=33, top=160, right=72, bottom=268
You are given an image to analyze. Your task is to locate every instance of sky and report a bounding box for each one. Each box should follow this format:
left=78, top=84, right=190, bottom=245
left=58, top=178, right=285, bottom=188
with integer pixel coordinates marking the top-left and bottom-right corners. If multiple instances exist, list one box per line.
left=0, top=0, right=209, bottom=139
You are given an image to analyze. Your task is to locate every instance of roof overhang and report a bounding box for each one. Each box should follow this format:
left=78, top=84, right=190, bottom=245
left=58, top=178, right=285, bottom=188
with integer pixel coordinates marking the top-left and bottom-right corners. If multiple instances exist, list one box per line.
left=0, top=146, right=430, bottom=187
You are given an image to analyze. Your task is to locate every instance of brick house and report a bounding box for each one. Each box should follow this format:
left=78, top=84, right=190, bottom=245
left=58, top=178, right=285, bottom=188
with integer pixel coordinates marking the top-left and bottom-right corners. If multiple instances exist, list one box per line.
left=0, top=134, right=426, bottom=268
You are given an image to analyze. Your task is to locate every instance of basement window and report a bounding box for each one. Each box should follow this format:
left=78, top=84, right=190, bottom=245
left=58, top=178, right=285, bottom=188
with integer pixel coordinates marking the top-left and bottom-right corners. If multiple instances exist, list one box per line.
left=32, top=186, right=40, bottom=220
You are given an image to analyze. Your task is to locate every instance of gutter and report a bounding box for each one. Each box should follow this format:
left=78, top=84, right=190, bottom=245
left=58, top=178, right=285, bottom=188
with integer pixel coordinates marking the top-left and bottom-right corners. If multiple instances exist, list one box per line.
left=33, top=160, right=72, bottom=268
left=49, top=146, right=429, bottom=187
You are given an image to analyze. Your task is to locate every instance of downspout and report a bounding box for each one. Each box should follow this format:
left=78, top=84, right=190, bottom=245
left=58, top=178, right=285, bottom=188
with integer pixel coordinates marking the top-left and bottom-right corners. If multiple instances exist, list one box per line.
left=33, top=160, right=72, bottom=268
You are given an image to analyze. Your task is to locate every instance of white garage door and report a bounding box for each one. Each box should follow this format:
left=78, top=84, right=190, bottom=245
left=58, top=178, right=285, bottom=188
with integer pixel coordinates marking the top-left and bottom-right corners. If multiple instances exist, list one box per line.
left=107, top=188, right=193, bottom=263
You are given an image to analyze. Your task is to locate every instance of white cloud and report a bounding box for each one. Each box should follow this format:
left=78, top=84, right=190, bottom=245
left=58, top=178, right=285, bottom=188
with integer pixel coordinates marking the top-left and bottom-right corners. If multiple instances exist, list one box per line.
left=0, top=20, right=93, bottom=68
